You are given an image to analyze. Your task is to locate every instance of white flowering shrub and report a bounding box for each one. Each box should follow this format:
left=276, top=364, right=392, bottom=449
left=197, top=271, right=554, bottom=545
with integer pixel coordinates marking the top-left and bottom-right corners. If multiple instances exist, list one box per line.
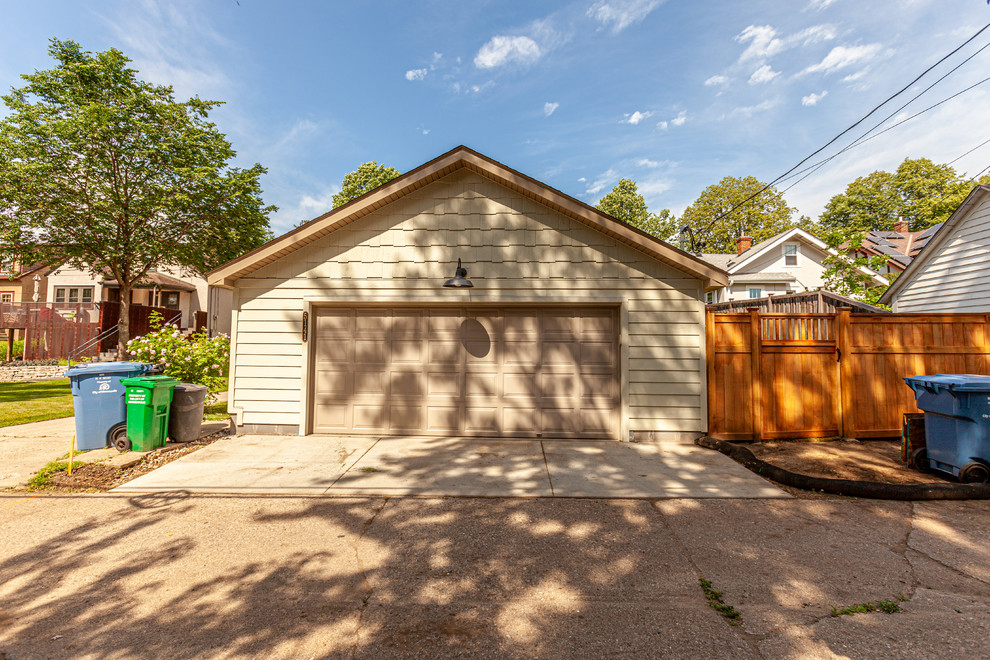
left=127, top=311, right=230, bottom=392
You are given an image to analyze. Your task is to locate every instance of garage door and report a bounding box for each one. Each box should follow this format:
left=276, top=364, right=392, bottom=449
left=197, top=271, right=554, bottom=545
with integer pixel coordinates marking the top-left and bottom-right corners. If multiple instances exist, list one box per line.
left=310, top=306, right=619, bottom=439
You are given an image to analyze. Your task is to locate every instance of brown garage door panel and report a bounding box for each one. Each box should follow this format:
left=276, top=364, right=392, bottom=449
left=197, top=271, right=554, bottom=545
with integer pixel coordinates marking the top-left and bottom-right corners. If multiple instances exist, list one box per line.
left=311, top=306, right=619, bottom=439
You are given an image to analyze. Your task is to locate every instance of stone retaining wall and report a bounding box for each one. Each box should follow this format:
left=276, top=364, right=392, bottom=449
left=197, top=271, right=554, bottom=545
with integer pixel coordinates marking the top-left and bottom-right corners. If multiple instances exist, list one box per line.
left=0, top=365, right=68, bottom=382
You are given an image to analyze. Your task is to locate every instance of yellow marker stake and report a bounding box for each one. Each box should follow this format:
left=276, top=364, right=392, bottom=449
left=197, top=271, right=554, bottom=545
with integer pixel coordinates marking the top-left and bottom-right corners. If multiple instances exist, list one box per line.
left=67, top=433, right=75, bottom=476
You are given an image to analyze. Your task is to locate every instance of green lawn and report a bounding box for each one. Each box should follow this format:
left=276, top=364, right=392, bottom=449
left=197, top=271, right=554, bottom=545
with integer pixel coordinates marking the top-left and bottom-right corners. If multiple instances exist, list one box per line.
left=0, top=378, right=74, bottom=427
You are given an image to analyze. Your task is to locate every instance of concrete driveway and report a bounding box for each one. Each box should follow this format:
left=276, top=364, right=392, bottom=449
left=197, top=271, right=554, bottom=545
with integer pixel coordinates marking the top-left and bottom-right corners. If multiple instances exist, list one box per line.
left=112, top=435, right=788, bottom=499
left=0, top=417, right=75, bottom=489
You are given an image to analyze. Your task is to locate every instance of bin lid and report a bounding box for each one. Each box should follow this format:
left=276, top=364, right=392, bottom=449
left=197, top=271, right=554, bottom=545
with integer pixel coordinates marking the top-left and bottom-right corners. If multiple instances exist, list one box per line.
left=173, top=383, right=209, bottom=393
left=903, top=374, right=990, bottom=392
left=121, top=374, right=180, bottom=388
left=65, top=361, right=153, bottom=378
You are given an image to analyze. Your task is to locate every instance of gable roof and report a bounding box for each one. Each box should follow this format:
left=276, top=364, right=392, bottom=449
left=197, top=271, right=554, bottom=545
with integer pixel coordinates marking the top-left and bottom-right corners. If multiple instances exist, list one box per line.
left=879, top=185, right=990, bottom=305
left=207, top=146, right=728, bottom=288
left=700, top=226, right=887, bottom=287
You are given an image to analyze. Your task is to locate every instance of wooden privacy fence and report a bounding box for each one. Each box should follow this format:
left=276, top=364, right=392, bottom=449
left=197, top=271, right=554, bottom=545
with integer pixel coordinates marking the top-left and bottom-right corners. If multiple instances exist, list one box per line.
left=707, top=308, right=990, bottom=440
left=98, top=302, right=176, bottom=351
left=1, top=303, right=101, bottom=360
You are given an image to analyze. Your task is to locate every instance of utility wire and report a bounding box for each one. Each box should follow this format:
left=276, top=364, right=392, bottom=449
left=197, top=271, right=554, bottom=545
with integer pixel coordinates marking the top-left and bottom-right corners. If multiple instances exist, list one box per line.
left=778, top=72, right=990, bottom=189
left=689, top=21, right=990, bottom=244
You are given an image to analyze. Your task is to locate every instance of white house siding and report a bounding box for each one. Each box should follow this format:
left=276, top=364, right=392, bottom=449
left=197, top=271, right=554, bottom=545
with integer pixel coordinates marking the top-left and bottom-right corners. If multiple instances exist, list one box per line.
left=229, top=170, right=707, bottom=438
left=734, top=240, right=829, bottom=291
left=892, top=195, right=990, bottom=313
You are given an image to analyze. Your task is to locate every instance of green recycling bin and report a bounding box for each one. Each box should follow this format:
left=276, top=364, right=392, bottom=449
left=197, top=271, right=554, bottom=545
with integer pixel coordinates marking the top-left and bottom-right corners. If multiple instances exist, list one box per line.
left=120, top=375, right=179, bottom=452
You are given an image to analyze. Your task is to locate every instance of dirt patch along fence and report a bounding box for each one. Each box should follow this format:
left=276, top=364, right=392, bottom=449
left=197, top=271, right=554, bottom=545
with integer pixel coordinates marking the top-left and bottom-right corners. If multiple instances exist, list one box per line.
left=706, top=308, right=990, bottom=441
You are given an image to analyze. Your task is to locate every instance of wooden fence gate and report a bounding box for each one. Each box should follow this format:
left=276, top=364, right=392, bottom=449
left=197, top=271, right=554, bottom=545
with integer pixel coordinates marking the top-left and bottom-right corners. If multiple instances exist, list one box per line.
left=707, top=308, right=990, bottom=440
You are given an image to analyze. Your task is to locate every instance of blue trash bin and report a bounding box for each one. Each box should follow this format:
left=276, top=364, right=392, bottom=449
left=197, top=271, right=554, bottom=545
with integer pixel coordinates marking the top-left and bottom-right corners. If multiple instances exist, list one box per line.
left=66, top=362, right=154, bottom=450
left=903, top=374, right=990, bottom=483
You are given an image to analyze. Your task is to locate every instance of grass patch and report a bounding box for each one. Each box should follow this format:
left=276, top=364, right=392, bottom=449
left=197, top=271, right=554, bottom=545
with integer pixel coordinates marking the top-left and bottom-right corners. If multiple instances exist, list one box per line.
left=26, top=460, right=68, bottom=490
left=831, top=597, right=904, bottom=617
left=211, top=378, right=228, bottom=394
left=202, top=401, right=230, bottom=421
left=0, top=378, right=73, bottom=427
left=700, top=578, right=742, bottom=625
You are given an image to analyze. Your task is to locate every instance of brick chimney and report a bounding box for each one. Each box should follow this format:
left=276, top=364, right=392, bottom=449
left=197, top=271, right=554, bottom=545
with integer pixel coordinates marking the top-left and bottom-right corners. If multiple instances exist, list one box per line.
left=736, top=235, right=753, bottom=254
left=893, top=219, right=909, bottom=234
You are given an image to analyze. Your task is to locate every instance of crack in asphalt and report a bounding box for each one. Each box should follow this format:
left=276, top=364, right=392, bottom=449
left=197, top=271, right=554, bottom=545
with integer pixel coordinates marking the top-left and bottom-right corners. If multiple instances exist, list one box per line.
left=349, top=496, right=390, bottom=660
left=649, top=500, right=768, bottom=659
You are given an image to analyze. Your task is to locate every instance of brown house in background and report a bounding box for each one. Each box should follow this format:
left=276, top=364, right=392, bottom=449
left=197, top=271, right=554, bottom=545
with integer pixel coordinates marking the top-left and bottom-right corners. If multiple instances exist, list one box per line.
left=0, top=259, right=49, bottom=304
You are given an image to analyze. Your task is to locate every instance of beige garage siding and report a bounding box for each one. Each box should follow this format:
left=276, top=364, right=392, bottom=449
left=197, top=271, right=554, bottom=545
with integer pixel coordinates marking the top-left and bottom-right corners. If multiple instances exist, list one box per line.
left=230, top=169, right=706, bottom=436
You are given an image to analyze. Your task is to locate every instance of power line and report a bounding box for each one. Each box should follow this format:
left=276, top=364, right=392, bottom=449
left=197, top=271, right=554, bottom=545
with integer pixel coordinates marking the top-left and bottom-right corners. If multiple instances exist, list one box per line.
left=948, top=137, right=990, bottom=166
left=778, top=72, right=990, bottom=189
left=689, top=21, right=990, bottom=244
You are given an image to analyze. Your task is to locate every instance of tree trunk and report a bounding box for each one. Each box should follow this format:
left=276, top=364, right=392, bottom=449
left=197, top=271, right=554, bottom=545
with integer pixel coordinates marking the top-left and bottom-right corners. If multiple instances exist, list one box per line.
left=118, top=283, right=130, bottom=359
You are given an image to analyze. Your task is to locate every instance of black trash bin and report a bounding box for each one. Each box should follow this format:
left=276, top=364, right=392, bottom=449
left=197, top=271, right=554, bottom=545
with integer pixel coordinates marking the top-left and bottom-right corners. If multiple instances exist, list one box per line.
left=168, top=383, right=209, bottom=443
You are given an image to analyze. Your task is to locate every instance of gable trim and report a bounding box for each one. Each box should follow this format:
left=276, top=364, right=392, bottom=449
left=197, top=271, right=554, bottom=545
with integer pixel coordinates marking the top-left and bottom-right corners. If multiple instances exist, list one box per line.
left=207, top=146, right=728, bottom=288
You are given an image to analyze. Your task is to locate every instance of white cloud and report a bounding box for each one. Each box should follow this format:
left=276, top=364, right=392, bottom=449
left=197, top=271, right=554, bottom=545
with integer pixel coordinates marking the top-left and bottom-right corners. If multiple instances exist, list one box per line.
left=638, top=176, right=674, bottom=199
left=802, top=44, right=882, bottom=74
left=623, top=110, right=654, bottom=125
left=588, top=0, right=664, bottom=33
left=748, top=64, right=780, bottom=85
left=705, top=74, right=730, bottom=87
left=841, top=69, right=869, bottom=83
left=807, top=0, right=837, bottom=9
left=474, top=35, right=541, bottom=69
left=801, top=90, right=828, bottom=106
left=98, top=0, right=231, bottom=101
left=405, top=68, right=427, bottom=81
left=586, top=168, right=619, bottom=195
left=578, top=177, right=587, bottom=183
left=724, top=99, right=779, bottom=119
left=432, top=51, right=443, bottom=63
left=543, top=101, right=559, bottom=117
left=735, top=23, right=836, bottom=64
left=657, top=110, right=687, bottom=130
left=637, top=158, right=659, bottom=168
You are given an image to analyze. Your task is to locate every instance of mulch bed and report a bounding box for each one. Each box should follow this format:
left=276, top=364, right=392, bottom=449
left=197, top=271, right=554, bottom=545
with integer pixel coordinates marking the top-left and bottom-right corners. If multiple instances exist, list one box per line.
left=746, top=438, right=953, bottom=498
left=46, top=428, right=232, bottom=492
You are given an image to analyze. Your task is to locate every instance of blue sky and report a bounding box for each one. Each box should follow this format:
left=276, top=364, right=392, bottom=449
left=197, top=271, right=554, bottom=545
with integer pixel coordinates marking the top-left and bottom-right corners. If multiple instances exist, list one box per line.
left=3, top=0, right=990, bottom=235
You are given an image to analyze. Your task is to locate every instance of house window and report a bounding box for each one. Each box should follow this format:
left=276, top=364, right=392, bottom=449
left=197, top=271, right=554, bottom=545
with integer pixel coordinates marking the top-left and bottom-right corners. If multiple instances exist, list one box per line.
left=54, top=287, right=94, bottom=304
left=706, top=291, right=715, bottom=304
left=783, top=243, right=799, bottom=267
left=749, top=288, right=762, bottom=299
left=0, top=292, right=12, bottom=303
left=0, top=258, right=13, bottom=274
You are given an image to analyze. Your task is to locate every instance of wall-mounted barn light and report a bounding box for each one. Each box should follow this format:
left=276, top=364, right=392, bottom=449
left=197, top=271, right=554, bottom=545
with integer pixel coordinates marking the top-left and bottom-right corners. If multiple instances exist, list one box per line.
left=442, top=258, right=473, bottom=288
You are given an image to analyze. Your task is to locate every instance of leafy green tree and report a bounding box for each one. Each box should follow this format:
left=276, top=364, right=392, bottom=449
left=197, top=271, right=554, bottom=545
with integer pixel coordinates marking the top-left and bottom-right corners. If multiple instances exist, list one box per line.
left=820, top=157, right=990, bottom=233
left=596, top=179, right=677, bottom=240
left=820, top=230, right=891, bottom=306
left=332, top=161, right=401, bottom=208
left=679, top=176, right=799, bottom=253
left=0, top=40, right=274, bottom=355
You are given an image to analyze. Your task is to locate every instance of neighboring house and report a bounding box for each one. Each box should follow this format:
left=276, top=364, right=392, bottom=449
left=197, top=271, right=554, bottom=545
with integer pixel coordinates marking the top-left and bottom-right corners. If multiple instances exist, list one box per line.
left=845, top=219, right=943, bottom=276
left=208, top=146, right=728, bottom=440
left=45, top=263, right=231, bottom=333
left=879, top=185, right=990, bottom=312
left=700, top=227, right=887, bottom=304
left=0, top=259, right=48, bottom=304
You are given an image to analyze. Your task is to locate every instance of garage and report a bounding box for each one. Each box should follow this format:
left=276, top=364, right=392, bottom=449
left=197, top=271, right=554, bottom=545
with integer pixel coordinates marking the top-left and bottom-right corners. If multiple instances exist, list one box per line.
left=311, top=306, right=619, bottom=438
left=208, top=146, right=727, bottom=441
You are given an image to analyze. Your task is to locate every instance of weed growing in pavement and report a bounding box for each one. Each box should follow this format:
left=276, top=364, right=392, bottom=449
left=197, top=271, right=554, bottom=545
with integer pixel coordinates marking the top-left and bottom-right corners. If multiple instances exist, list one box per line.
left=830, top=599, right=902, bottom=617
left=27, top=460, right=67, bottom=490
left=359, top=467, right=380, bottom=473
left=699, top=578, right=742, bottom=625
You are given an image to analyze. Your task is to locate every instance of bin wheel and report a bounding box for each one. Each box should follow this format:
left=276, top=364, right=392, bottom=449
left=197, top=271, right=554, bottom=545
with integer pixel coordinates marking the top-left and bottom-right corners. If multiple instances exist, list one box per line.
left=959, top=462, right=990, bottom=484
left=909, top=448, right=930, bottom=472
left=108, top=424, right=131, bottom=453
